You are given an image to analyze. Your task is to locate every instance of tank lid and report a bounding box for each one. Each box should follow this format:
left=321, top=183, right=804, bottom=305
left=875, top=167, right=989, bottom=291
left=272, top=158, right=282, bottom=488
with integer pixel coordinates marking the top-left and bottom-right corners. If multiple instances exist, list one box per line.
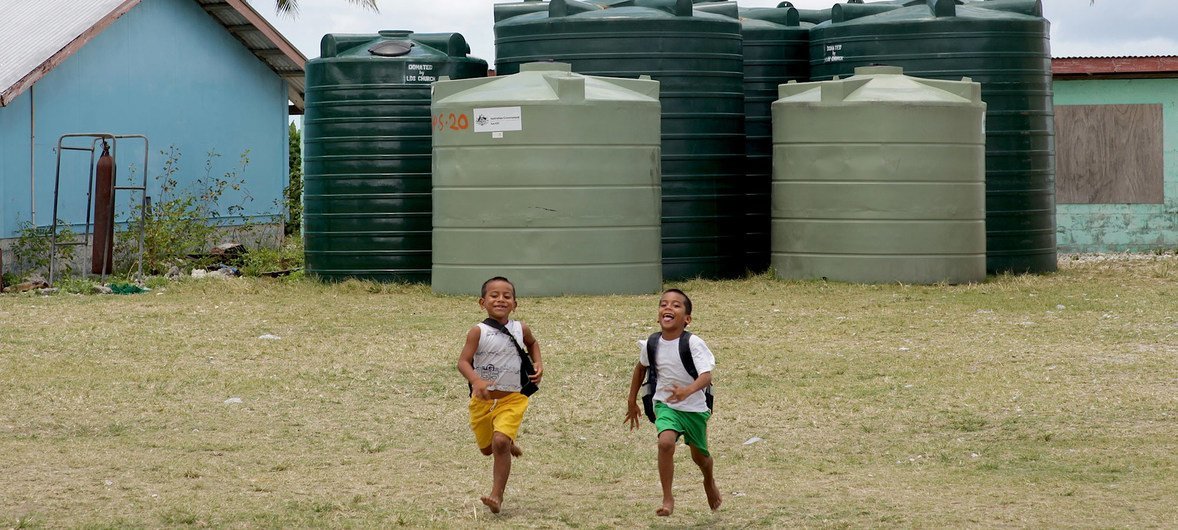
left=369, top=41, right=414, bottom=57
left=520, top=62, right=574, bottom=73
left=378, top=30, right=414, bottom=37
left=433, top=61, right=659, bottom=104
left=854, top=65, right=903, bottom=76
left=828, top=0, right=1043, bottom=25
left=777, top=65, right=983, bottom=105
left=499, top=0, right=744, bottom=23
left=739, top=6, right=802, bottom=27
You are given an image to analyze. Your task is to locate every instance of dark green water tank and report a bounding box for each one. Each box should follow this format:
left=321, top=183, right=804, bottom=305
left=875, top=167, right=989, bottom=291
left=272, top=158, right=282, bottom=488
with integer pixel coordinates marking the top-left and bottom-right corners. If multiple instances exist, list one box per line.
left=809, top=0, right=1056, bottom=274
left=303, top=31, right=487, bottom=282
left=714, top=3, right=812, bottom=273
left=494, top=0, right=746, bottom=281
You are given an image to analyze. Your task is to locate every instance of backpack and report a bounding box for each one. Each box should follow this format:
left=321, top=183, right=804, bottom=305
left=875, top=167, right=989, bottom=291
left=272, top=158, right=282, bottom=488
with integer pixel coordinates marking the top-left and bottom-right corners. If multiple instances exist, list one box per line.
left=470, top=318, right=539, bottom=397
left=640, top=330, right=714, bottom=423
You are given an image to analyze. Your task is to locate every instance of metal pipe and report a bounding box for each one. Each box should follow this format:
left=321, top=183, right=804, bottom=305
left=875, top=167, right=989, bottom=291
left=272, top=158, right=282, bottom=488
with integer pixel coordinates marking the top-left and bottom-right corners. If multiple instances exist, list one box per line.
left=29, top=85, right=35, bottom=224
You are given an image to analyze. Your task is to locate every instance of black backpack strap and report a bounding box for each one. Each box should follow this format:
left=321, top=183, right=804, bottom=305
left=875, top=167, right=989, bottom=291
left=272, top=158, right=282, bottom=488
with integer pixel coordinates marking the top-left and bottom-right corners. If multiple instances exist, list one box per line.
left=678, top=330, right=697, bottom=378
left=678, top=331, right=714, bottom=412
left=641, top=332, right=661, bottom=422
left=480, top=318, right=539, bottom=396
left=644, top=332, right=662, bottom=389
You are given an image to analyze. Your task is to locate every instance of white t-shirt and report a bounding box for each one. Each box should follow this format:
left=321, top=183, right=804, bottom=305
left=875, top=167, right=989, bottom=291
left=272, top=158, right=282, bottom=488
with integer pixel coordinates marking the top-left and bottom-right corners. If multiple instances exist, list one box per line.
left=638, top=333, right=715, bottom=413
left=474, top=320, right=525, bottom=393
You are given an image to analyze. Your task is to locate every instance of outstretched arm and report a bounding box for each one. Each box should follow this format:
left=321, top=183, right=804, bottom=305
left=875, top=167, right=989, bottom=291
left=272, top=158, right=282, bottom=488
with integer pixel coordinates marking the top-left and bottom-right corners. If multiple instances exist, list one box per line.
left=521, top=323, right=543, bottom=382
left=457, top=326, right=490, bottom=399
left=624, top=363, right=647, bottom=430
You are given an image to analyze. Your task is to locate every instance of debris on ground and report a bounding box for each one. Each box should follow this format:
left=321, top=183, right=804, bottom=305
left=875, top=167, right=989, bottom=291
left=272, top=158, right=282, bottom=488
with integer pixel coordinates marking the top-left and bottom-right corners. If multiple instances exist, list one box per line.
left=191, top=265, right=240, bottom=279
left=743, top=436, right=763, bottom=446
left=108, top=282, right=147, bottom=295
left=261, top=267, right=302, bottom=278
left=223, top=397, right=243, bottom=405
left=208, top=264, right=241, bottom=277
left=258, top=334, right=281, bottom=340
left=211, top=243, right=247, bottom=266
left=4, top=278, right=49, bottom=293
left=166, top=265, right=182, bottom=280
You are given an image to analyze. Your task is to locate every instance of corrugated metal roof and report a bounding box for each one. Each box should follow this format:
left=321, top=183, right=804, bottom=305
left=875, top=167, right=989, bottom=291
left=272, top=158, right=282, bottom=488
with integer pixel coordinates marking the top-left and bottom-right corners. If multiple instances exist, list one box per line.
left=1054, top=55, right=1178, bottom=60
left=0, top=0, right=137, bottom=106
left=1053, top=56, right=1178, bottom=78
left=0, top=0, right=306, bottom=111
left=196, top=0, right=306, bottom=112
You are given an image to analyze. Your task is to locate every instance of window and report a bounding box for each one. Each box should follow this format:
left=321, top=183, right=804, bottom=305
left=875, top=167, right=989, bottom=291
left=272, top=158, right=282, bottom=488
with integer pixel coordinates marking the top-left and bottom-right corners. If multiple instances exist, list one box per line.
left=1054, top=104, right=1163, bottom=204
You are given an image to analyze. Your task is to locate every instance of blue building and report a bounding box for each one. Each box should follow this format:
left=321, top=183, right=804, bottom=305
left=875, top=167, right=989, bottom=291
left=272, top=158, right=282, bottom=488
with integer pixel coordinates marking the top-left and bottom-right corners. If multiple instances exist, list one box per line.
left=0, top=0, right=305, bottom=253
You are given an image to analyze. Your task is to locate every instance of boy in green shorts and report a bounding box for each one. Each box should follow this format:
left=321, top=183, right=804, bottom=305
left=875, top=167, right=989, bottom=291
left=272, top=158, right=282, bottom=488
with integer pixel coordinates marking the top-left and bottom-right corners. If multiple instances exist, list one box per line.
left=625, top=288, right=721, bottom=516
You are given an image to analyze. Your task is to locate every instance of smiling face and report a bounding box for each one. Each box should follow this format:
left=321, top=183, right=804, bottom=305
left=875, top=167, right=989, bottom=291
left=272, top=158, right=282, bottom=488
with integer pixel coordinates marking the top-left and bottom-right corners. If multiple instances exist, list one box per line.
left=657, top=290, right=692, bottom=335
left=479, top=279, right=517, bottom=322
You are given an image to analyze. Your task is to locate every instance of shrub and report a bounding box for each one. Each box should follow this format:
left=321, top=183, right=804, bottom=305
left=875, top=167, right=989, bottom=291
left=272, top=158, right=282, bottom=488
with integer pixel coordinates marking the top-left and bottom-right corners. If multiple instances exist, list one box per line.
left=286, top=123, right=303, bottom=235
left=116, top=147, right=254, bottom=275
left=10, top=220, right=78, bottom=278
left=241, top=234, right=304, bottom=277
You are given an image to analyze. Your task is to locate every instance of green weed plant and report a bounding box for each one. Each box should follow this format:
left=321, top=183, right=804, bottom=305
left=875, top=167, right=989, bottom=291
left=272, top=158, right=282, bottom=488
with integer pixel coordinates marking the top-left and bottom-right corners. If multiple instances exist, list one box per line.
left=9, top=220, right=77, bottom=278
left=116, top=147, right=254, bottom=275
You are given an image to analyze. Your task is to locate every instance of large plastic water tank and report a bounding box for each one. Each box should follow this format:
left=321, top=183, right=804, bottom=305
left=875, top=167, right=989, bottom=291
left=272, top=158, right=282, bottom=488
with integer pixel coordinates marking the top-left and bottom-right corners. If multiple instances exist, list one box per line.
left=303, top=31, right=487, bottom=282
left=494, top=0, right=745, bottom=281
left=697, top=3, right=812, bottom=273
left=809, top=0, right=1055, bottom=274
left=431, top=62, right=662, bottom=296
left=772, top=66, right=986, bottom=284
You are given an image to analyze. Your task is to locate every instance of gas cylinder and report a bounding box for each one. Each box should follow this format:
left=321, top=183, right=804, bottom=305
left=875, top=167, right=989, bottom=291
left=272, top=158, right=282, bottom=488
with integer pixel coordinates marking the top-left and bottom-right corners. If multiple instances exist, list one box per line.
left=92, top=142, right=115, bottom=275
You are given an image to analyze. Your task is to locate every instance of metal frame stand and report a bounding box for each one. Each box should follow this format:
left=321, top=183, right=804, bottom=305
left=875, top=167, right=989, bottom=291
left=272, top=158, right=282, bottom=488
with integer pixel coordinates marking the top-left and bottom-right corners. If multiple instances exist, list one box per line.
left=48, top=133, right=149, bottom=285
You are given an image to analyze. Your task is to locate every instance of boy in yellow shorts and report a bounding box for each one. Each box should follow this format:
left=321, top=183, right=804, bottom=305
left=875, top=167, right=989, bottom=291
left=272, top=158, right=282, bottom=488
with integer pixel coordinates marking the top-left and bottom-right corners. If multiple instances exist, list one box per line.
left=457, top=276, right=543, bottom=513
left=625, top=288, right=721, bottom=516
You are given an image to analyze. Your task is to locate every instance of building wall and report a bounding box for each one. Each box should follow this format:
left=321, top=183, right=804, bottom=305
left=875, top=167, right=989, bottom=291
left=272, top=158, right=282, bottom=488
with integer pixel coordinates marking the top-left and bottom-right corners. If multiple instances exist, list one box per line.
left=1053, top=78, right=1178, bottom=252
left=0, top=0, right=289, bottom=241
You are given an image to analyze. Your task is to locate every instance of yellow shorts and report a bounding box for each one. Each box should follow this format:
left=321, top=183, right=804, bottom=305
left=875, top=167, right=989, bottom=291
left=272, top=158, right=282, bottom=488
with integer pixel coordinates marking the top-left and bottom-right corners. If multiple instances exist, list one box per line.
left=469, top=392, right=529, bottom=449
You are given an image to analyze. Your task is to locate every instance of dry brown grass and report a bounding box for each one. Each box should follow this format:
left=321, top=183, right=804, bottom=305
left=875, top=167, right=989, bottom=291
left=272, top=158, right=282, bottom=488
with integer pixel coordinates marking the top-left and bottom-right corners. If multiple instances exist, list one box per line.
left=1, top=255, right=1175, bottom=528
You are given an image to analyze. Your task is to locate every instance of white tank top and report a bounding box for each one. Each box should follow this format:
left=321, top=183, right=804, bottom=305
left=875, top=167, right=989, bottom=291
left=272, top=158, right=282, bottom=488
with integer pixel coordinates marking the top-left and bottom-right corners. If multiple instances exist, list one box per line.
left=474, top=320, right=525, bottom=393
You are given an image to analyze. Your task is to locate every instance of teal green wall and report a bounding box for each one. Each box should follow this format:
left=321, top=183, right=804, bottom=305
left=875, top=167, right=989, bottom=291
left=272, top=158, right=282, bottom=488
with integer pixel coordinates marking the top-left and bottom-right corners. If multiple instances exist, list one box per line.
left=1053, top=78, right=1178, bottom=252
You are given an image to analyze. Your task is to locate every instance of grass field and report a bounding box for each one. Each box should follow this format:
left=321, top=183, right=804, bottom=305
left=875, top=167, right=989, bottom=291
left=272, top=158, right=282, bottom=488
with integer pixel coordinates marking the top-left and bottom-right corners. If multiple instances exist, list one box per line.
left=1, top=255, right=1175, bottom=528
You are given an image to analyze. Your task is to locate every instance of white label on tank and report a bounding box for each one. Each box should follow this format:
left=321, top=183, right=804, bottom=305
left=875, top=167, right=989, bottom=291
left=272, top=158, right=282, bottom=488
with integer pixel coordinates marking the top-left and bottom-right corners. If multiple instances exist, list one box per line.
left=492, top=132, right=504, bottom=139
left=824, top=43, right=844, bottom=64
left=473, top=106, right=523, bottom=133
left=404, top=63, right=436, bottom=83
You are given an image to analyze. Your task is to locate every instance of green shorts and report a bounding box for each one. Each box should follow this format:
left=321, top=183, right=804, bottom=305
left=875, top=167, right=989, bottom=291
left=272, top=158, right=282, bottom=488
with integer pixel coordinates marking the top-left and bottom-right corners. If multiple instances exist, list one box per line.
left=654, top=401, right=711, bottom=457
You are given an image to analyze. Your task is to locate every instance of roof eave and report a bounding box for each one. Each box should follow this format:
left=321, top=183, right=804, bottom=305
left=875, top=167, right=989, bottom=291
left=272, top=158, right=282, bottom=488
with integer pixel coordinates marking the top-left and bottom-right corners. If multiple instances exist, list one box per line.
left=1052, top=56, right=1178, bottom=80
left=200, top=0, right=308, bottom=113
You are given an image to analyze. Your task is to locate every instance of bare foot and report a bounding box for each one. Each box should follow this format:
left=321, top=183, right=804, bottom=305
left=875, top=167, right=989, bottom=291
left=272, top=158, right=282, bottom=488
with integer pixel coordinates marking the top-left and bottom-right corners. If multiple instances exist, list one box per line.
left=705, top=479, right=722, bottom=511
left=656, top=499, right=673, bottom=516
left=480, top=495, right=501, bottom=514
left=511, top=444, right=523, bottom=457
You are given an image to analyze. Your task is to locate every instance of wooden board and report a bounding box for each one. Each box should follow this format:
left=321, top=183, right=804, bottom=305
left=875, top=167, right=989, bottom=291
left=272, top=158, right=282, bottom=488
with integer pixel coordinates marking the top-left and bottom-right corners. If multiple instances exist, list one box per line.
left=1054, top=104, right=1164, bottom=204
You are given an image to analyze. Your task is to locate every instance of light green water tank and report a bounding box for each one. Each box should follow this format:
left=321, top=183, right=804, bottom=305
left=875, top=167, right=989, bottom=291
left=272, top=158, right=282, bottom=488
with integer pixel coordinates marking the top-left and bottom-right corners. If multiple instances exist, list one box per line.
left=772, top=65, right=986, bottom=284
left=431, top=62, right=662, bottom=296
